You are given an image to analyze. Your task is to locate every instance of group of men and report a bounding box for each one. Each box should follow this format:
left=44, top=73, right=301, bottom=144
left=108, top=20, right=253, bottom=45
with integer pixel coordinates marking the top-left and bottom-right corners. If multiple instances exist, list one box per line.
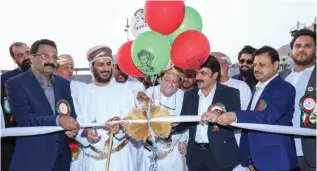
left=0, top=28, right=316, bottom=171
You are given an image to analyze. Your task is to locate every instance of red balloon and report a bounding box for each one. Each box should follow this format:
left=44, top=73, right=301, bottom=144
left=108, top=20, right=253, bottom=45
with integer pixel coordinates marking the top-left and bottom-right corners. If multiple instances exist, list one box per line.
left=144, top=0, right=185, bottom=35
left=117, top=41, right=143, bottom=77
left=171, top=30, right=210, bottom=69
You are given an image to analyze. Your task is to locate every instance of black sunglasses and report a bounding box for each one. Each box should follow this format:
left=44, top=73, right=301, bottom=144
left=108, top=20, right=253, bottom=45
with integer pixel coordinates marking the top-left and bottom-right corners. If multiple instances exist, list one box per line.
left=239, top=59, right=253, bottom=65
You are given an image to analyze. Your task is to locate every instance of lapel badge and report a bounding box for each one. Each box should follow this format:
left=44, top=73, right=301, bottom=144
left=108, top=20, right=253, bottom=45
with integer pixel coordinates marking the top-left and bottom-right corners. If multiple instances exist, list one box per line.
left=307, top=87, right=314, bottom=92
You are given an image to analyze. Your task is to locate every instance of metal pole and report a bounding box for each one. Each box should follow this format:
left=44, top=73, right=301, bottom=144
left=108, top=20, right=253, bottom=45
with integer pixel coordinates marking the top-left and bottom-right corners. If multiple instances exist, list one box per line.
left=124, top=18, right=130, bottom=41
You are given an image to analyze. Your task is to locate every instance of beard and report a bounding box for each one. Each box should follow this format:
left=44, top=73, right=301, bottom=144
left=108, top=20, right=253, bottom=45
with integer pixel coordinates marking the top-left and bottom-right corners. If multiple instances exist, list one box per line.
left=18, top=59, right=31, bottom=72
left=93, top=69, right=112, bottom=83
left=292, top=53, right=316, bottom=66
left=182, top=80, right=193, bottom=89
left=115, top=72, right=129, bottom=83
left=239, top=67, right=253, bottom=77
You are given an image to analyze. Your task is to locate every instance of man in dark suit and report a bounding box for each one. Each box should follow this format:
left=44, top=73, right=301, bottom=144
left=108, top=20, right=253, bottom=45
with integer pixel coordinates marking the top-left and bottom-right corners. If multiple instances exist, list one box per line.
left=174, top=55, right=241, bottom=171
left=280, top=29, right=316, bottom=171
left=6, top=39, right=80, bottom=171
left=217, top=46, right=298, bottom=171
left=1, top=42, right=31, bottom=171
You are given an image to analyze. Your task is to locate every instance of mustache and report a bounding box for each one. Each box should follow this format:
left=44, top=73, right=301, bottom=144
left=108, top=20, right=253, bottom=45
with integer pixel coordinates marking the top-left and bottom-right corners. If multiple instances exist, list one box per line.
left=118, top=72, right=128, bottom=77
left=196, top=80, right=204, bottom=83
left=241, top=66, right=250, bottom=69
left=100, top=71, right=110, bottom=74
left=44, top=63, right=56, bottom=68
left=22, top=59, right=31, bottom=65
left=298, top=52, right=307, bottom=56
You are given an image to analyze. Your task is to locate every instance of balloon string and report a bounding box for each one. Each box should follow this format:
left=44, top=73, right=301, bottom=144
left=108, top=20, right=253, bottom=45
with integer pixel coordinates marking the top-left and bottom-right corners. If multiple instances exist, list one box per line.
left=148, top=75, right=158, bottom=171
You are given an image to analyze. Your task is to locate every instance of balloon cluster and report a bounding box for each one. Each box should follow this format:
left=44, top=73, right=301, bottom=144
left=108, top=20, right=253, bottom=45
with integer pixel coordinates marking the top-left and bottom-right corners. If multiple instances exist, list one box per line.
left=117, top=0, right=210, bottom=77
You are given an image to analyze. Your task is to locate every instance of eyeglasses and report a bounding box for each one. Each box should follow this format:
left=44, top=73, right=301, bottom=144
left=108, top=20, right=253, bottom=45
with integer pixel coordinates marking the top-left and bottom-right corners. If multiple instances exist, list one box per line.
left=239, top=59, right=253, bottom=65
left=33, top=53, right=58, bottom=61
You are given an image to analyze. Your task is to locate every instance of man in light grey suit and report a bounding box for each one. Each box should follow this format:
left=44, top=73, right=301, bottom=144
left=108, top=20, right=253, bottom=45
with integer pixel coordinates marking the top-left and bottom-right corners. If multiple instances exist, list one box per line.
left=280, top=29, right=316, bottom=171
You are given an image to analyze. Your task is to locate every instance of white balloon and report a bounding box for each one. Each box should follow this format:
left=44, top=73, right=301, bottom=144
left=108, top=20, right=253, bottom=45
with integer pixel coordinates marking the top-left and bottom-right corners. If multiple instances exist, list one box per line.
left=131, top=8, right=151, bottom=38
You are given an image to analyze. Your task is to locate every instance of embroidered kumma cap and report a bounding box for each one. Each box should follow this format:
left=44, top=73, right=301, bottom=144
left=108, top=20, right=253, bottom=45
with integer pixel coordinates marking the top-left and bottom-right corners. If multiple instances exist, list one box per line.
left=160, top=66, right=185, bottom=83
left=57, top=54, right=74, bottom=65
left=86, top=45, right=113, bottom=63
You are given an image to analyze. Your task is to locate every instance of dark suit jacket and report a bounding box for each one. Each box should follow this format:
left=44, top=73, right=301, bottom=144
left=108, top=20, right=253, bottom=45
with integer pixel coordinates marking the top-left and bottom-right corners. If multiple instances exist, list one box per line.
left=1, top=68, right=22, bottom=171
left=280, top=66, right=316, bottom=168
left=1, top=68, right=22, bottom=127
left=5, top=69, right=77, bottom=171
left=237, top=76, right=298, bottom=171
left=174, top=82, right=241, bottom=169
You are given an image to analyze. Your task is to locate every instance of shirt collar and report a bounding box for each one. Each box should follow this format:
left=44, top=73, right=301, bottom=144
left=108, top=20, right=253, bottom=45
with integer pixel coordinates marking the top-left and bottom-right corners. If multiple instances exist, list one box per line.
left=198, top=83, right=217, bottom=97
left=256, top=74, right=278, bottom=89
left=292, top=65, right=315, bottom=72
left=32, top=70, right=54, bottom=87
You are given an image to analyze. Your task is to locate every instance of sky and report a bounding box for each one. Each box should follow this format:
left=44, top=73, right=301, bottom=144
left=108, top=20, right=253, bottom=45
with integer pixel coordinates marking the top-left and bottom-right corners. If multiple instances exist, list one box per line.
left=0, top=0, right=316, bottom=70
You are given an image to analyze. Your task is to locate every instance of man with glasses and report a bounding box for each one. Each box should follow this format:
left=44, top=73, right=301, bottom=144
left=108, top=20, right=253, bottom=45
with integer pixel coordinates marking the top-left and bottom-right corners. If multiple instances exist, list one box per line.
left=138, top=66, right=188, bottom=171
left=5, top=39, right=79, bottom=171
left=1, top=42, right=31, bottom=171
left=216, top=46, right=298, bottom=171
left=232, top=45, right=258, bottom=92
left=180, top=69, right=196, bottom=92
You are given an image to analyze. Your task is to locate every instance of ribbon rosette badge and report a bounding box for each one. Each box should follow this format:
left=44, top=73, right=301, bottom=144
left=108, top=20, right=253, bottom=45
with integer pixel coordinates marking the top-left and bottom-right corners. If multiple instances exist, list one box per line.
left=56, top=100, right=71, bottom=116
left=208, top=103, right=226, bottom=132
left=299, top=96, right=316, bottom=126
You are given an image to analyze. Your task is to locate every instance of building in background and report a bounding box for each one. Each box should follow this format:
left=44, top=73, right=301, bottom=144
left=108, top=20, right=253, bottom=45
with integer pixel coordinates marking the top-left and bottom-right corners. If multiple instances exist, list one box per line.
left=277, top=44, right=293, bottom=72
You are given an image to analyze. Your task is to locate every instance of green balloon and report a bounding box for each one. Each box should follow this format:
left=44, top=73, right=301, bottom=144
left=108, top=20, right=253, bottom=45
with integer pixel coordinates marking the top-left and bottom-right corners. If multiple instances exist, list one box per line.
left=131, top=31, right=171, bottom=76
left=166, top=6, right=203, bottom=44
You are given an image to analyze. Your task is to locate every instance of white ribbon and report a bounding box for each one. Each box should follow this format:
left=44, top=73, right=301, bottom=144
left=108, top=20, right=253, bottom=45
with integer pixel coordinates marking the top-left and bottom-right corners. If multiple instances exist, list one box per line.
left=1, top=116, right=316, bottom=137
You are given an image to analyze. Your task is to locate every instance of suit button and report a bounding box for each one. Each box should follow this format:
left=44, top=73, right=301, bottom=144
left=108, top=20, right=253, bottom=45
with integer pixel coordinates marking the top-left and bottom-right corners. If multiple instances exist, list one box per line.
left=224, top=141, right=226, bottom=143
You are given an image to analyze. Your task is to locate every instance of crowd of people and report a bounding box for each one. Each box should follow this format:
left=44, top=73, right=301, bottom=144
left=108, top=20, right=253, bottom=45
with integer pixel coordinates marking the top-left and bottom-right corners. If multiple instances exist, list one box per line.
left=0, top=28, right=316, bottom=171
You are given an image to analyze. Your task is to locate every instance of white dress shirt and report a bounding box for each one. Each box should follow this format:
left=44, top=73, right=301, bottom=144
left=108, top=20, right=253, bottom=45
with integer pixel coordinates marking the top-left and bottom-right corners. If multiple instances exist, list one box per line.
left=195, top=84, right=217, bottom=143
left=285, top=65, right=314, bottom=156
left=222, top=78, right=252, bottom=110
left=250, top=74, right=278, bottom=111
